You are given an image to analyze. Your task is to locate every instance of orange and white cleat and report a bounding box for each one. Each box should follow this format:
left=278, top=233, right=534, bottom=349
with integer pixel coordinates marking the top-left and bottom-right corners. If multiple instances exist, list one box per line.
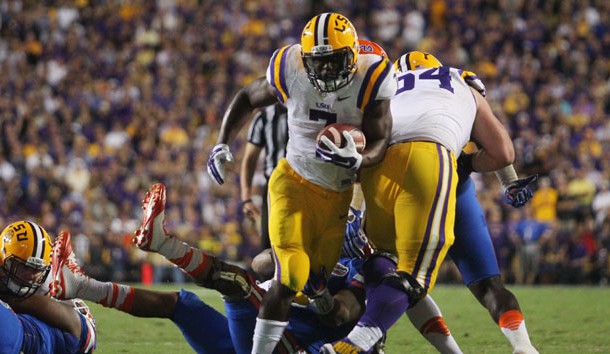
left=132, top=182, right=172, bottom=252
left=50, top=231, right=87, bottom=300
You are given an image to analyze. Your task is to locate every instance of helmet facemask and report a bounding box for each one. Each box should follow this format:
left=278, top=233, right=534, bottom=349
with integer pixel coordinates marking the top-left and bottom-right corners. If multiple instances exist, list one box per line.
left=1, top=254, right=50, bottom=298
left=0, top=221, right=53, bottom=299
left=300, top=12, right=359, bottom=93
left=303, top=46, right=356, bottom=92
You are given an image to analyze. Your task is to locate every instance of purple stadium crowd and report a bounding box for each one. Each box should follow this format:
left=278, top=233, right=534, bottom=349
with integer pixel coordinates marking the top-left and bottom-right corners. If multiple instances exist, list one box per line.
left=1, top=0, right=609, bottom=285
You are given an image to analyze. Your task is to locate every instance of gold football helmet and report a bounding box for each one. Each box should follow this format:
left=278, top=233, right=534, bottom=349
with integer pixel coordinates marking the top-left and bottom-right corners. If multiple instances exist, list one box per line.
left=0, top=221, right=52, bottom=298
left=394, top=51, right=443, bottom=74
left=301, top=12, right=359, bottom=92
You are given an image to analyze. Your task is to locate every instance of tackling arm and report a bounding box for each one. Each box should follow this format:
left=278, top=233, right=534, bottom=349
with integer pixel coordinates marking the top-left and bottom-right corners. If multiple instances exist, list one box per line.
left=317, top=287, right=365, bottom=327
left=4, top=294, right=83, bottom=338
left=468, top=88, right=515, bottom=173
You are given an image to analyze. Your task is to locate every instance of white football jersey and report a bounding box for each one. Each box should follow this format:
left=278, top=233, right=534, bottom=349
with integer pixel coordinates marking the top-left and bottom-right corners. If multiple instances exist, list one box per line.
left=266, top=44, right=396, bottom=191
left=390, top=67, right=477, bottom=156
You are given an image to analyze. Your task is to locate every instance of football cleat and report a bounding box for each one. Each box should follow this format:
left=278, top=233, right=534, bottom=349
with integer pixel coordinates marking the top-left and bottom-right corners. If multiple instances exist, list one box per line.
left=133, top=183, right=172, bottom=252
left=320, top=339, right=372, bottom=354
left=50, top=231, right=88, bottom=300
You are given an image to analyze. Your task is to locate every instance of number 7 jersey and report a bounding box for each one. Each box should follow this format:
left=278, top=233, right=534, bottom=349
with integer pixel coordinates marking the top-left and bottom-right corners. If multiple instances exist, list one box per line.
left=390, top=67, right=477, bottom=156
left=266, top=44, right=396, bottom=191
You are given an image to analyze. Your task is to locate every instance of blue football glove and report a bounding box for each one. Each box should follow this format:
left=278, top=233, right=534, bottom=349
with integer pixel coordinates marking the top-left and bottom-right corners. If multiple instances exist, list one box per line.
left=343, top=207, right=373, bottom=259
left=316, top=131, right=363, bottom=170
left=504, top=174, right=538, bottom=208
left=207, top=143, right=234, bottom=185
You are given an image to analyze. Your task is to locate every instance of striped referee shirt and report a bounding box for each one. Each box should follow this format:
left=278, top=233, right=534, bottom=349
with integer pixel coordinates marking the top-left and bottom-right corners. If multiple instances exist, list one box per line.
left=247, top=103, right=288, bottom=180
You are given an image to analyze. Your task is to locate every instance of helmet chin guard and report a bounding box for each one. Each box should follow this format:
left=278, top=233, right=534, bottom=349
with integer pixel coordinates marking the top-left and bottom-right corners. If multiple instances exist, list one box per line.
left=301, top=12, right=359, bottom=93
left=0, top=221, right=52, bottom=298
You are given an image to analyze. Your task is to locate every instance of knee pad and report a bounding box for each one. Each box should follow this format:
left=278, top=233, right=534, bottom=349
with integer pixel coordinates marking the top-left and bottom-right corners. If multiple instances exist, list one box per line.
left=363, top=252, right=398, bottom=283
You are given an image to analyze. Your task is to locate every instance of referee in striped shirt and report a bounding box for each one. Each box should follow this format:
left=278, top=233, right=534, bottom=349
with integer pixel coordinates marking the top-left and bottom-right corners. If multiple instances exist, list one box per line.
left=240, top=103, right=288, bottom=249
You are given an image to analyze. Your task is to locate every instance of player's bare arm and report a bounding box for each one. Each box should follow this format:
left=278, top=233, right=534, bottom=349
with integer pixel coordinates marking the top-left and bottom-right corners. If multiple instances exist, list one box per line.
left=318, top=287, right=365, bottom=327
left=359, top=98, right=392, bottom=167
left=217, top=76, right=277, bottom=144
left=4, top=292, right=83, bottom=338
left=469, top=87, right=515, bottom=172
left=240, top=142, right=264, bottom=220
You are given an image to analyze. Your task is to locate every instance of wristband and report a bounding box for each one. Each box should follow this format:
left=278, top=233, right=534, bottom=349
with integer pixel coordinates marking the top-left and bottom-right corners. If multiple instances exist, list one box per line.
left=240, top=199, right=253, bottom=207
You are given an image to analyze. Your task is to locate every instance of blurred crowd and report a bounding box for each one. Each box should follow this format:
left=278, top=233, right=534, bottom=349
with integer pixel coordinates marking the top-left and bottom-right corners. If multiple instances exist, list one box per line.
left=0, top=0, right=609, bottom=285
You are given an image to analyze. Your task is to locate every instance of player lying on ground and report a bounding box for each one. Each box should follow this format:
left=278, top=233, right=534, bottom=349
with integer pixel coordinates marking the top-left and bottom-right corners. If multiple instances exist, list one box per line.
left=0, top=221, right=96, bottom=354
left=51, top=183, right=466, bottom=354
left=52, top=183, right=367, bottom=354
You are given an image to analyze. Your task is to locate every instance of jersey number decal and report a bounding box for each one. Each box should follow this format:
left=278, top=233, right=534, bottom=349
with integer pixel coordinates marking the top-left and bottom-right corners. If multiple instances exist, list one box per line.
left=396, top=67, right=454, bottom=94
left=309, top=109, right=337, bottom=126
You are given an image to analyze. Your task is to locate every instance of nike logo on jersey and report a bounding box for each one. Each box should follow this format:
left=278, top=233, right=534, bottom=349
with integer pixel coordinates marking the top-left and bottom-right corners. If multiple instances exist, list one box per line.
left=337, top=96, right=351, bottom=101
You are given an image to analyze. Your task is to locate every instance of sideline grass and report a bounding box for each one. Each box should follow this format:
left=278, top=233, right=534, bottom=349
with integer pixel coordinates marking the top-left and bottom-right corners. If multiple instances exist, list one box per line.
left=89, top=284, right=610, bottom=353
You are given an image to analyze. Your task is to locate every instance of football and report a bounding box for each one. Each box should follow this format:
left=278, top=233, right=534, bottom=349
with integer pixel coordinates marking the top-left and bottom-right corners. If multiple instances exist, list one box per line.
left=316, top=123, right=366, bottom=153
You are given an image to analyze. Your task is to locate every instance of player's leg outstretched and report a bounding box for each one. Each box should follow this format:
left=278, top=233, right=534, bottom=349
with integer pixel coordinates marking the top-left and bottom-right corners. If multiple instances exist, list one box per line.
left=133, top=182, right=256, bottom=300
left=51, top=230, right=136, bottom=312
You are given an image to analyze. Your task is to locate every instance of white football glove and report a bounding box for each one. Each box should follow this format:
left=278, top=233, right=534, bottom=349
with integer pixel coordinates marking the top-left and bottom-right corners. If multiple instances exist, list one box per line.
left=316, top=131, right=363, bottom=170
left=207, top=143, right=234, bottom=185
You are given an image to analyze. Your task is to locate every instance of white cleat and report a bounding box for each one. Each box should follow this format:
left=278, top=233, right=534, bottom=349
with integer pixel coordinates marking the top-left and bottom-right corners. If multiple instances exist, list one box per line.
left=50, top=231, right=88, bottom=300
left=133, top=183, right=172, bottom=252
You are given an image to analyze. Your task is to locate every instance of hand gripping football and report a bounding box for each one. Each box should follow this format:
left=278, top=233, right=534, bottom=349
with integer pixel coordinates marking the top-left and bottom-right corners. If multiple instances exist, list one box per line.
left=316, top=123, right=366, bottom=153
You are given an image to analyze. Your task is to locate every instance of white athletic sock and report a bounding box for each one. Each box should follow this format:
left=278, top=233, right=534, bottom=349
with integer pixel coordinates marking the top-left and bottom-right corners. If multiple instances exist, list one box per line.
left=407, top=296, right=462, bottom=354
left=251, top=318, right=287, bottom=354
left=158, top=237, right=209, bottom=278
left=79, top=279, right=135, bottom=312
left=346, top=325, right=383, bottom=351
left=499, top=310, right=538, bottom=353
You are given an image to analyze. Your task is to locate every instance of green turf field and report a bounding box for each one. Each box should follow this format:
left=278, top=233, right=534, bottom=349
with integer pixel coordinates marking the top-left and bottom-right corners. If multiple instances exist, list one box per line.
left=89, top=284, right=610, bottom=353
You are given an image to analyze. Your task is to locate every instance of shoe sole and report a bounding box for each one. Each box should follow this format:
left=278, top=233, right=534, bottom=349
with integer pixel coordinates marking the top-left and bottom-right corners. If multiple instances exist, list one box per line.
left=135, top=183, right=167, bottom=250
left=51, top=231, right=73, bottom=298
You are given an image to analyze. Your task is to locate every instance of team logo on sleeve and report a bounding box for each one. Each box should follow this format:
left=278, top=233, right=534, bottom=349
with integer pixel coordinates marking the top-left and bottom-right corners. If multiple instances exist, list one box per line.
left=331, top=262, right=349, bottom=277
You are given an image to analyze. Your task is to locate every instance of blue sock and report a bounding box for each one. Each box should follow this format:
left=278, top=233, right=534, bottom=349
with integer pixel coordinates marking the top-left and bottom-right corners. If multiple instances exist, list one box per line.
left=171, top=289, right=236, bottom=354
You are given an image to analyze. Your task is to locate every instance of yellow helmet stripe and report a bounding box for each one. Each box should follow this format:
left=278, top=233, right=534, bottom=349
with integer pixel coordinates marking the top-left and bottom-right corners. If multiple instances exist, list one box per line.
left=269, top=45, right=291, bottom=103
left=357, top=58, right=392, bottom=112
left=26, top=221, right=46, bottom=260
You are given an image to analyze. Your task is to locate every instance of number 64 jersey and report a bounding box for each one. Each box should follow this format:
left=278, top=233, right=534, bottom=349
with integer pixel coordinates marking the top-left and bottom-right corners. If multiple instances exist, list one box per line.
left=266, top=44, right=396, bottom=192
left=390, top=67, right=477, bottom=156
